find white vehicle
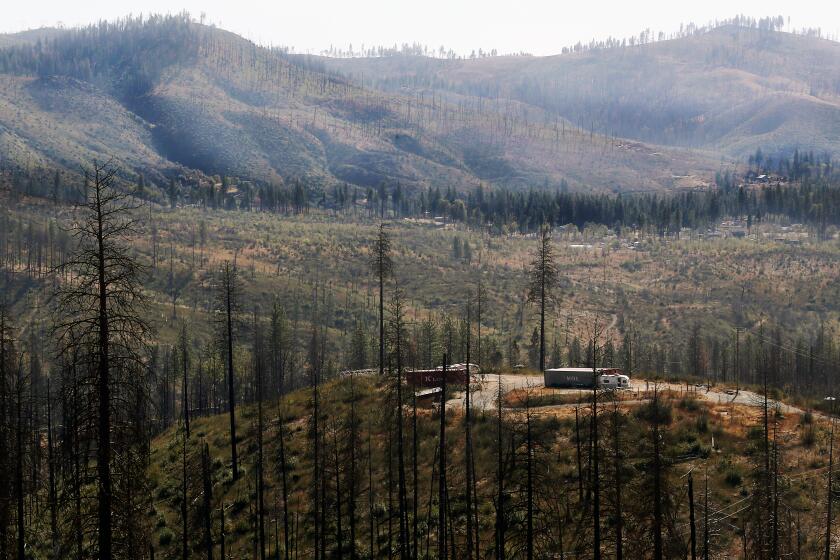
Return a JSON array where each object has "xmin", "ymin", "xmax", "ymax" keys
[
  {"xmin": 544, "ymin": 368, "xmax": 630, "ymax": 389},
  {"xmin": 599, "ymin": 374, "xmax": 630, "ymax": 390}
]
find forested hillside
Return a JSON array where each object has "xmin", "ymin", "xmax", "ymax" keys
[
  {"xmin": 322, "ymin": 19, "xmax": 840, "ymax": 160},
  {"xmin": 0, "ymin": 15, "xmax": 725, "ymax": 196},
  {"xmin": 2, "ymin": 162, "xmax": 840, "ymax": 559},
  {"xmin": 4, "ymin": 16, "xmax": 837, "ymax": 199}
]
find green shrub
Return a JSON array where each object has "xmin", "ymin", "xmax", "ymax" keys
[
  {"xmin": 724, "ymin": 470, "xmax": 743, "ymax": 487},
  {"xmin": 231, "ymin": 495, "xmax": 249, "ymax": 514},
  {"xmin": 679, "ymin": 398, "xmax": 700, "ymax": 412},
  {"xmin": 235, "ymin": 518, "xmax": 251, "ymax": 535},
  {"xmin": 747, "ymin": 426, "xmax": 764, "ymax": 441},
  {"xmin": 620, "ymin": 260, "xmax": 642, "ymax": 273},
  {"xmin": 635, "ymin": 400, "xmax": 673, "ymax": 425},
  {"xmin": 695, "ymin": 414, "xmax": 709, "ymax": 433},
  {"xmin": 801, "ymin": 424, "xmax": 816, "ymax": 447},
  {"xmin": 159, "ymin": 528, "xmax": 174, "ymax": 546}
]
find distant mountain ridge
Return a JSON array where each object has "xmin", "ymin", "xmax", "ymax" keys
[
  {"xmin": 321, "ymin": 25, "xmax": 840, "ymax": 161},
  {"xmin": 6, "ymin": 17, "xmax": 833, "ymax": 195}
]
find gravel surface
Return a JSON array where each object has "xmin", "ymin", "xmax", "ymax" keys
[{"xmin": 445, "ymin": 373, "xmax": 812, "ymax": 417}]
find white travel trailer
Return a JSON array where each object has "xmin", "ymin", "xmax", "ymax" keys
[
  {"xmin": 544, "ymin": 367, "xmax": 630, "ymax": 390},
  {"xmin": 598, "ymin": 373, "xmax": 630, "ymax": 390}
]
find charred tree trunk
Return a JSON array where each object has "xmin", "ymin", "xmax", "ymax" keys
[
  {"xmin": 94, "ymin": 172, "xmax": 114, "ymax": 559},
  {"xmin": 826, "ymin": 405, "xmax": 835, "ymax": 560},
  {"xmin": 348, "ymin": 371, "xmax": 358, "ymax": 560},
  {"xmin": 47, "ymin": 380, "xmax": 58, "ymax": 553},
  {"xmin": 371, "ymin": 224, "xmax": 392, "ymax": 378},
  {"xmin": 704, "ymin": 473, "xmax": 710, "ymax": 560},
  {"xmin": 412, "ymin": 384, "xmax": 418, "ymax": 560},
  {"xmin": 182, "ymin": 431, "xmax": 189, "ymax": 560},
  {"xmin": 575, "ymin": 407, "xmax": 584, "ymax": 504},
  {"xmin": 15, "ymin": 360, "xmax": 24, "ymax": 560},
  {"xmin": 496, "ymin": 368, "xmax": 505, "ymax": 560},
  {"xmin": 652, "ymin": 388, "xmax": 663, "ymax": 560},
  {"xmin": 278, "ymin": 405, "xmax": 291, "ymax": 560},
  {"xmin": 220, "ymin": 502, "xmax": 226, "ymax": 560},
  {"xmin": 223, "ymin": 263, "xmax": 239, "ymax": 480},
  {"xmin": 464, "ymin": 304, "xmax": 478, "ymax": 559},
  {"xmin": 527, "ymin": 225, "xmax": 558, "ymax": 373},
  {"xmin": 592, "ymin": 337, "xmax": 601, "ymax": 560},
  {"xmin": 333, "ymin": 424, "xmax": 343, "ymax": 560},
  {"xmin": 368, "ymin": 420, "xmax": 375, "ymax": 560},
  {"xmin": 390, "ymin": 290, "xmax": 409, "ymax": 560},
  {"xmin": 525, "ymin": 399, "xmax": 534, "ymax": 560},
  {"xmin": 438, "ymin": 354, "xmax": 448, "ymax": 560},
  {"xmin": 181, "ymin": 324, "xmax": 190, "ymax": 439},
  {"xmin": 202, "ymin": 442, "xmax": 214, "ymax": 560},
  {"xmin": 310, "ymin": 331, "xmax": 322, "ymax": 560},
  {"xmin": 257, "ymin": 351, "xmax": 267, "ymax": 560},
  {"xmin": 0, "ymin": 312, "xmax": 8, "ymax": 560},
  {"xmin": 612, "ymin": 402, "xmax": 623, "ymax": 560},
  {"xmin": 688, "ymin": 473, "xmax": 696, "ymax": 560}
]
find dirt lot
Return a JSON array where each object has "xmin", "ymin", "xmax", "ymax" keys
[{"xmin": 446, "ymin": 373, "xmax": 812, "ymax": 417}]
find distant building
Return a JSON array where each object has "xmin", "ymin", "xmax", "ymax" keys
[
  {"xmin": 406, "ymin": 363, "xmax": 480, "ymax": 387},
  {"xmin": 544, "ymin": 367, "xmax": 628, "ymax": 389},
  {"xmin": 414, "ymin": 387, "xmax": 443, "ymax": 406}
]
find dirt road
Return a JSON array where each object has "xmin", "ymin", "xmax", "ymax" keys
[
  {"xmin": 447, "ymin": 373, "xmax": 544, "ymax": 411},
  {"xmin": 447, "ymin": 373, "xmax": 813, "ymax": 418}
]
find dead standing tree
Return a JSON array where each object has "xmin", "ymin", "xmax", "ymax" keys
[
  {"xmin": 52, "ymin": 160, "xmax": 150, "ymax": 559},
  {"xmin": 388, "ymin": 287, "xmax": 409, "ymax": 559},
  {"xmin": 179, "ymin": 322, "xmax": 191, "ymax": 439},
  {"xmin": 463, "ymin": 302, "xmax": 479, "ymax": 560},
  {"xmin": 370, "ymin": 223, "xmax": 393, "ymax": 377},
  {"xmin": 527, "ymin": 225, "xmax": 559, "ymax": 373},
  {"xmin": 438, "ymin": 353, "xmax": 449, "ymax": 560},
  {"xmin": 0, "ymin": 309, "xmax": 24, "ymax": 560},
  {"xmin": 590, "ymin": 319, "xmax": 602, "ymax": 560},
  {"xmin": 216, "ymin": 260, "xmax": 242, "ymax": 480},
  {"xmin": 0, "ymin": 306, "xmax": 14, "ymax": 560}
]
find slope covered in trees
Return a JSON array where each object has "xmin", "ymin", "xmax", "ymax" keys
[
  {"xmin": 3, "ymin": 166, "xmax": 840, "ymax": 558},
  {"xmin": 322, "ymin": 22, "xmax": 840, "ymax": 160},
  {"xmin": 0, "ymin": 15, "xmax": 722, "ymax": 195},
  {"xmin": 2, "ymin": 13, "xmax": 840, "ymax": 559}
]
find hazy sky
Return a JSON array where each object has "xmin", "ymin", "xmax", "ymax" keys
[{"xmin": 2, "ymin": 0, "xmax": 838, "ymax": 56}]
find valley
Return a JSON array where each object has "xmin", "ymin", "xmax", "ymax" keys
[{"xmin": 1, "ymin": 11, "xmax": 840, "ymax": 560}]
